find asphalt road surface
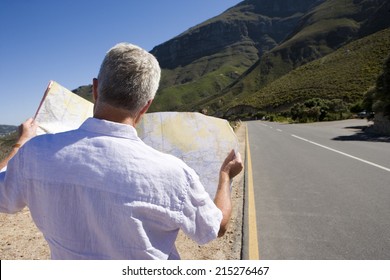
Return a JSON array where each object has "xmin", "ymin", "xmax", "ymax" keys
[{"xmin": 245, "ymin": 119, "xmax": 390, "ymax": 259}]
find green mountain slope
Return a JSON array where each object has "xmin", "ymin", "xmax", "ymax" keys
[
  {"xmin": 242, "ymin": 28, "xmax": 390, "ymax": 112},
  {"xmin": 149, "ymin": 0, "xmax": 320, "ymax": 112},
  {"xmin": 73, "ymin": 0, "xmax": 389, "ymax": 121},
  {"xmin": 198, "ymin": 28, "xmax": 390, "ymax": 119},
  {"xmin": 177, "ymin": 0, "xmax": 390, "ymax": 117}
]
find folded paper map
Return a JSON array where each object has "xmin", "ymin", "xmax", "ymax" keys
[
  {"xmin": 34, "ymin": 81, "xmax": 239, "ymax": 197},
  {"xmin": 34, "ymin": 81, "xmax": 94, "ymax": 135},
  {"xmin": 137, "ymin": 111, "xmax": 239, "ymax": 197}
]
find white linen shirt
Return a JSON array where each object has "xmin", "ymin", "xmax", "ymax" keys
[{"xmin": 0, "ymin": 118, "xmax": 222, "ymax": 259}]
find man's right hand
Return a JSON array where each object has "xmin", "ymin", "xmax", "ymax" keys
[
  {"xmin": 214, "ymin": 149, "xmax": 243, "ymax": 237},
  {"xmin": 220, "ymin": 149, "xmax": 243, "ymax": 180}
]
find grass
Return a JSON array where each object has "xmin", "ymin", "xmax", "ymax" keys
[
  {"xmin": 199, "ymin": 27, "xmax": 390, "ymax": 116},
  {"xmin": 149, "ymin": 42, "xmax": 259, "ymax": 112},
  {"xmin": 0, "ymin": 132, "xmax": 17, "ymax": 161},
  {"xmin": 239, "ymin": 28, "xmax": 390, "ymax": 111}
]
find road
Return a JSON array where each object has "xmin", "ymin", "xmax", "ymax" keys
[{"xmin": 244, "ymin": 119, "xmax": 390, "ymax": 259}]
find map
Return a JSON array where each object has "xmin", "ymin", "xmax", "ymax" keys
[
  {"xmin": 34, "ymin": 81, "xmax": 239, "ymax": 197},
  {"xmin": 137, "ymin": 112, "xmax": 238, "ymax": 197},
  {"xmin": 34, "ymin": 81, "xmax": 94, "ymax": 135}
]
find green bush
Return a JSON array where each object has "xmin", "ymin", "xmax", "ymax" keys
[
  {"xmin": 290, "ymin": 98, "xmax": 348, "ymax": 123},
  {"xmin": 363, "ymin": 53, "xmax": 390, "ymax": 118}
]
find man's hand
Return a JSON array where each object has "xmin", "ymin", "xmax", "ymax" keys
[
  {"xmin": 220, "ymin": 149, "xmax": 243, "ymax": 180},
  {"xmin": 17, "ymin": 118, "xmax": 38, "ymax": 146},
  {"xmin": 214, "ymin": 149, "xmax": 244, "ymax": 237},
  {"xmin": 0, "ymin": 118, "xmax": 38, "ymax": 170}
]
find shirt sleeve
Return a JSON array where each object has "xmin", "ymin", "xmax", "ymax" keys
[
  {"xmin": 0, "ymin": 150, "xmax": 27, "ymax": 214},
  {"xmin": 180, "ymin": 168, "xmax": 223, "ymax": 245}
]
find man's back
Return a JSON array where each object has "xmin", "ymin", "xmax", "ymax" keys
[
  {"xmin": 3, "ymin": 118, "xmax": 221, "ymax": 259},
  {"xmin": 0, "ymin": 43, "xmax": 243, "ymax": 260}
]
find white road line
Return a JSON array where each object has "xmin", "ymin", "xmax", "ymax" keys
[
  {"xmin": 291, "ymin": 134, "xmax": 390, "ymax": 173},
  {"xmin": 276, "ymin": 129, "xmax": 283, "ymax": 132}
]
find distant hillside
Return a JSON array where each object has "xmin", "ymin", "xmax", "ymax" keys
[
  {"xmin": 148, "ymin": 0, "xmax": 321, "ymax": 112},
  {"xmin": 0, "ymin": 130, "xmax": 17, "ymax": 161},
  {"xmin": 198, "ymin": 0, "xmax": 390, "ymax": 117},
  {"xmin": 212, "ymin": 28, "xmax": 390, "ymax": 118},
  {"xmin": 150, "ymin": 0, "xmax": 390, "ymax": 119},
  {"xmin": 72, "ymin": 85, "xmax": 93, "ymax": 103},
  {"xmin": 74, "ymin": 0, "xmax": 390, "ymax": 122},
  {"xmin": 0, "ymin": 125, "xmax": 17, "ymax": 136}
]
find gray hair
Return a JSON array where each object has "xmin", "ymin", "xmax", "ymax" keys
[{"xmin": 97, "ymin": 43, "xmax": 161, "ymax": 115}]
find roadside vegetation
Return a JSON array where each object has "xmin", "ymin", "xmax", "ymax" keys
[
  {"xmin": 363, "ymin": 54, "xmax": 390, "ymax": 119},
  {"xmin": 217, "ymin": 28, "xmax": 390, "ymax": 123}
]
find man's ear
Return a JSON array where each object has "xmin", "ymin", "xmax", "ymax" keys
[
  {"xmin": 140, "ymin": 99, "xmax": 153, "ymax": 115},
  {"xmin": 92, "ymin": 78, "xmax": 98, "ymax": 102},
  {"xmin": 134, "ymin": 99, "xmax": 153, "ymax": 125}
]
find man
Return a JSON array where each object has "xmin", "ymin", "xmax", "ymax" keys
[{"xmin": 0, "ymin": 43, "xmax": 243, "ymax": 259}]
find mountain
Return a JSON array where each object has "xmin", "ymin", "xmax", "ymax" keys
[
  {"xmin": 74, "ymin": 0, "xmax": 390, "ymax": 121},
  {"xmin": 0, "ymin": 125, "xmax": 17, "ymax": 136},
  {"xmin": 72, "ymin": 85, "xmax": 93, "ymax": 103},
  {"xmin": 234, "ymin": 28, "xmax": 390, "ymax": 119},
  {"xmin": 148, "ymin": 0, "xmax": 322, "ymax": 112},
  {"xmin": 152, "ymin": 0, "xmax": 322, "ymax": 70},
  {"xmin": 147, "ymin": 0, "xmax": 390, "ymax": 118},
  {"xmin": 184, "ymin": 0, "xmax": 390, "ymax": 116},
  {"xmin": 0, "ymin": 126, "xmax": 17, "ymax": 161}
]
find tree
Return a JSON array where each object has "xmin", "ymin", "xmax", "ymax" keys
[{"xmin": 363, "ymin": 54, "xmax": 390, "ymax": 118}]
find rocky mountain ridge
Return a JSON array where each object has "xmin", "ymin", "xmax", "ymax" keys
[
  {"xmin": 148, "ymin": 0, "xmax": 390, "ymax": 117},
  {"xmin": 74, "ymin": 0, "xmax": 390, "ymax": 121},
  {"xmin": 151, "ymin": 0, "xmax": 322, "ymax": 70}
]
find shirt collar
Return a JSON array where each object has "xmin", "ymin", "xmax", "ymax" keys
[{"xmin": 79, "ymin": 118, "xmax": 139, "ymax": 140}]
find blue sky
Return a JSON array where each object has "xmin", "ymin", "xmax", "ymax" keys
[{"xmin": 0, "ymin": 0, "xmax": 242, "ymax": 125}]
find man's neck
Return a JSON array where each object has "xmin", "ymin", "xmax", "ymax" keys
[{"xmin": 93, "ymin": 102, "xmax": 136, "ymax": 127}]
